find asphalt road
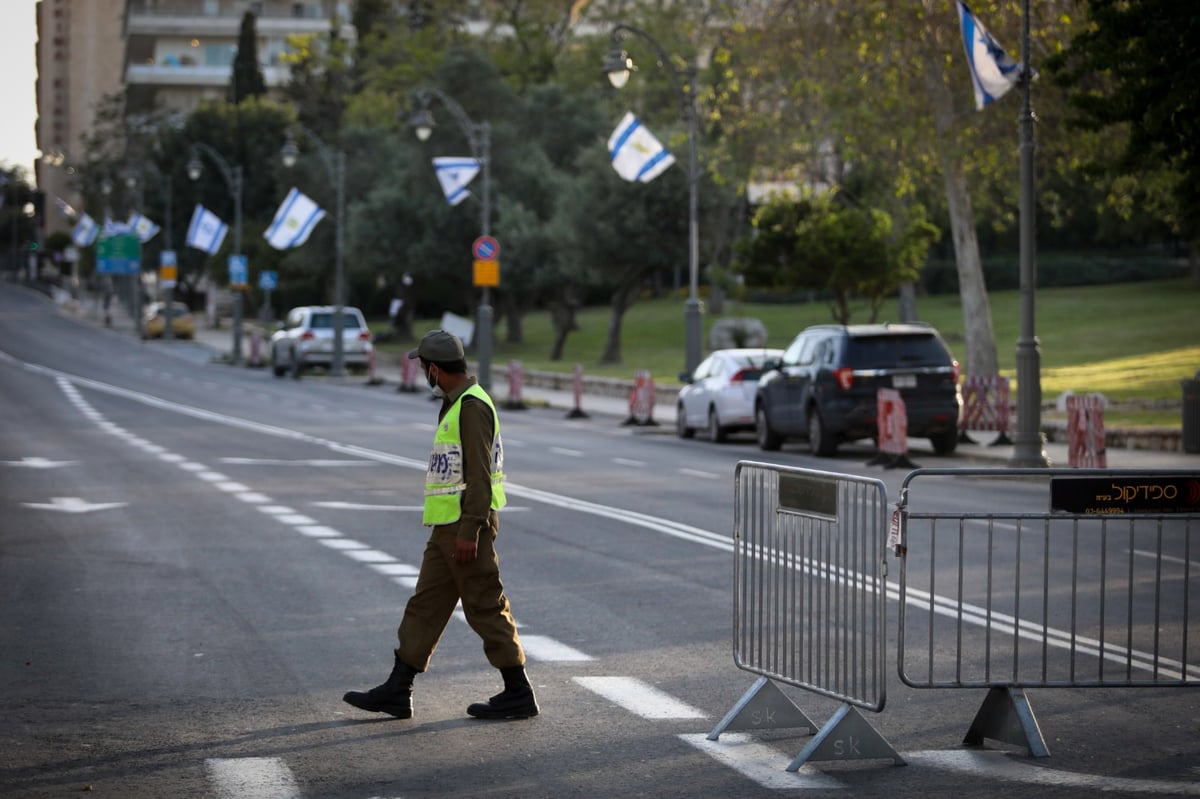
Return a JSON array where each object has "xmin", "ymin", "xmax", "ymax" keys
[{"xmin": 1, "ymin": 282, "xmax": 1198, "ymax": 798}]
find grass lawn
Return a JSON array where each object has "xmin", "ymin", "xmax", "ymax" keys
[{"xmin": 377, "ymin": 278, "xmax": 1200, "ymax": 429}]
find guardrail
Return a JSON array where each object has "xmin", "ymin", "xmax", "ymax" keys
[
  {"xmin": 708, "ymin": 462, "xmax": 901, "ymax": 770},
  {"xmin": 895, "ymin": 468, "xmax": 1200, "ymax": 757}
]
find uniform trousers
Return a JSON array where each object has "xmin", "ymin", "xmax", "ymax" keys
[{"xmin": 396, "ymin": 514, "xmax": 526, "ymax": 672}]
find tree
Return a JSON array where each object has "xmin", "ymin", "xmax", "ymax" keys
[
  {"xmin": 710, "ymin": 1, "xmax": 1081, "ymax": 377},
  {"xmin": 1049, "ymin": 0, "xmax": 1200, "ymax": 284},
  {"xmin": 737, "ymin": 194, "xmax": 938, "ymax": 324},
  {"xmin": 229, "ymin": 11, "xmax": 267, "ymax": 104}
]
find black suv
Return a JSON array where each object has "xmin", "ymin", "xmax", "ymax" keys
[{"xmin": 754, "ymin": 323, "xmax": 962, "ymax": 456}]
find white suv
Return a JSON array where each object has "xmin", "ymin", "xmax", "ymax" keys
[{"xmin": 270, "ymin": 306, "xmax": 374, "ymax": 377}]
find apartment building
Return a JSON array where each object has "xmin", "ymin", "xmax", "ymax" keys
[{"xmin": 35, "ymin": 0, "xmax": 349, "ymax": 233}]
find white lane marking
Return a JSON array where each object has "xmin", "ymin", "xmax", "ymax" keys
[
  {"xmin": 216, "ymin": 481, "xmax": 251, "ymax": 493},
  {"xmin": 573, "ymin": 676, "xmax": 706, "ymax": 719},
  {"xmin": 313, "ymin": 501, "xmax": 424, "ymax": 511},
  {"xmin": 317, "ymin": 538, "xmax": 369, "ymax": 551},
  {"xmin": 258, "ymin": 506, "xmax": 297, "ymax": 515},
  {"xmin": 904, "ymin": 749, "xmax": 1200, "ymax": 794},
  {"xmin": 219, "ymin": 458, "xmax": 376, "ymax": 467},
  {"xmin": 205, "ymin": 757, "xmax": 300, "ymax": 799},
  {"xmin": 235, "ymin": 492, "xmax": 272, "ymax": 504},
  {"xmin": 371, "ymin": 563, "xmax": 419, "ymax": 576},
  {"xmin": 678, "ymin": 733, "xmax": 843, "ymax": 791},
  {"xmin": 550, "ymin": 446, "xmax": 584, "ymax": 457},
  {"xmin": 22, "ymin": 497, "xmax": 128, "ymax": 514},
  {"xmin": 1131, "ymin": 548, "xmax": 1200, "ymax": 571},
  {"xmin": 342, "ymin": 549, "xmax": 397, "ymax": 563},
  {"xmin": 679, "ymin": 468, "xmax": 720, "ymax": 480},
  {"xmin": 295, "ymin": 525, "xmax": 340, "ymax": 538},
  {"xmin": 612, "ymin": 457, "xmax": 645, "ymax": 467},
  {"xmin": 393, "ymin": 576, "xmax": 419, "ymax": 589},
  {"xmin": 197, "ymin": 471, "xmax": 230, "ymax": 482},
  {"xmin": 276, "ymin": 514, "xmax": 318, "ymax": 526},
  {"xmin": 519, "ymin": 635, "xmax": 594, "ymax": 662},
  {"xmin": 2, "ymin": 457, "xmax": 77, "ymax": 469}
]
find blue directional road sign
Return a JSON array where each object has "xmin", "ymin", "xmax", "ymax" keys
[{"xmin": 228, "ymin": 254, "xmax": 248, "ymax": 288}]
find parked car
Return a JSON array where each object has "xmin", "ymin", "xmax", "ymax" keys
[
  {"xmin": 270, "ymin": 305, "xmax": 374, "ymax": 377},
  {"xmin": 142, "ymin": 301, "xmax": 195, "ymax": 340},
  {"xmin": 754, "ymin": 323, "xmax": 961, "ymax": 456},
  {"xmin": 676, "ymin": 348, "xmax": 785, "ymax": 442}
]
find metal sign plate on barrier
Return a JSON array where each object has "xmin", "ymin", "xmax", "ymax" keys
[
  {"xmin": 1050, "ymin": 474, "xmax": 1200, "ymax": 514},
  {"xmin": 777, "ymin": 473, "xmax": 838, "ymax": 519}
]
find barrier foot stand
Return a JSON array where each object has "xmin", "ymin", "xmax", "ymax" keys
[
  {"xmin": 706, "ymin": 677, "xmax": 817, "ymax": 742},
  {"xmin": 990, "ymin": 431, "xmax": 1014, "ymax": 446},
  {"xmin": 787, "ymin": 703, "xmax": 904, "ymax": 771},
  {"xmin": 958, "ymin": 430, "xmax": 976, "ymax": 444},
  {"xmin": 963, "ymin": 686, "xmax": 1050, "ymax": 758},
  {"xmin": 565, "ymin": 408, "xmax": 590, "ymax": 419}
]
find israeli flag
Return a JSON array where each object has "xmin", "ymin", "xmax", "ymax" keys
[
  {"xmin": 608, "ymin": 112, "xmax": 676, "ymax": 183},
  {"xmin": 957, "ymin": 1, "xmax": 1022, "ymax": 110},
  {"xmin": 263, "ymin": 187, "xmax": 326, "ymax": 249},
  {"xmin": 128, "ymin": 212, "xmax": 161, "ymax": 244},
  {"xmin": 432, "ymin": 157, "xmax": 480, "ymax": 207},
  {"xmin": 71, "ymin": 213, "xmax": 99, "ymax": 247},
  {"xmin": 185, "ymin": 204, "xmax": 228, "ymax": 255}
]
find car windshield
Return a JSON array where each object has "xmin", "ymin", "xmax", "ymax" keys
[
  {"xmin": 843, "ymin": 334, "xmax": 950, "ymax": 369},
  {"xmin": 310, "ymin": 312, "xmax": 362, "ymax": 330}
]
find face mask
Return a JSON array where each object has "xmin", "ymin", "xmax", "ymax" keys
[{"xmin": 426, "ymin": 365, "xmax": 444, "ymax": 398}]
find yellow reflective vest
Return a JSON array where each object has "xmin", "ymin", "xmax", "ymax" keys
[{"xmin": 423, "ymin": 384, "xmax": 507, "ymax": 526}]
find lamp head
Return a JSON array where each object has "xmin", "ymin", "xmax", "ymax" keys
[
  {"xmin": 409, "ymin": 108, "xmax": 435, "ymax": 142},
  {"xmin": 186, "ymin": 154, "xmax": 202, "ymax": 182},
  {"xmin": 603, "ymin": 48, "xmax": 635, "ymax": 89},
  {"xmin": 280, "ymin": 133, "xmax": 299, "ymax": 168}
]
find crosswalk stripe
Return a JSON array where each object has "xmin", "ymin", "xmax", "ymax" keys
[
  {"xmin": 206, "ymin": 757, "xmax": 300, "ymax": 798},
  {"xmin": 520, "ymin": 634, "xmax": 594, "ymax": 662},
  {"xmin": 573, "ymin": 676, "xmax": 706, "ymax": 719}
]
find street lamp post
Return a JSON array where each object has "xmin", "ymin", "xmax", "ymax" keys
[
  {"xmin": 281, "ymin": 127, "xmax": 347, "ymax": 376},
  {"xmin": 1008, "ymin": 0, "xmax": 1049, "ymax": 467},
  {"xmin": 409, "ymin": 88, "xmax": 494, "ymax": 390},
  {"xmin": 604, "ymin": 23, "xmax": 703, "ymax": 376},
  {"xmin": 187, "ymin": 143, "xmax": 244, "ymax": 365}
]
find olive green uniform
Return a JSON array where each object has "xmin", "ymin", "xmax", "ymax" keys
[{"xmin": 396, "ymin": 377, "xmax": 526, "ymax": 671}]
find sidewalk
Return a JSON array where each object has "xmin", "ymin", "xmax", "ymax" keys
[{"xmin": 62, "ymin": 293, "xmax": 1196, "ymax": 471}]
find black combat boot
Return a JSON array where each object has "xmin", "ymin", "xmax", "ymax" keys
[
  {"xmin": 467, "ymin": 665, "xmax": 539, "ymax": 720},
  {"xmin": 342, "ymin": 652, "xmax": 418, "ymax": 718}
]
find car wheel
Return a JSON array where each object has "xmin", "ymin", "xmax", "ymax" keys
[
  {"xmin": 270, "ymin": 347, "xmax": 286, "ymax": 378},
  {"xmin": 756, "ymin": 406, "xmax": 782, "ymax": 451},
  {"xmin": 808, "ymin": 408, "xmax": 838, "ymax": 457},
  {"xmin": 930, "ymin": 429, "xmax": 959, "ymax": 456},
  {"xmin": 676, "ymin": 404, "xmax": 694, "ymax": 439},
  {"xmin": 708, "ymin": 407, "xmax": 728, "ymax": 443}
]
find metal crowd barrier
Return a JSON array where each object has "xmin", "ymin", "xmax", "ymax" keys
[
  {"xmin": 709, "ymin": 462, "xmax": 902, "ymax": 770},
  {"xmin": 895, "ymin": 468, "xmax": 1200, "ymax": 757}
]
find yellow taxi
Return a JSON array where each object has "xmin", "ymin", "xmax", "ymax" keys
[{"xmin": 142, "ymin": 301, "xmax": 196, "ymax": 339}]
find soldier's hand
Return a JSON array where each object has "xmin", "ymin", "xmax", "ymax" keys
[{"xmin": 453, "ymin": 539, "xmax": 478, "ymax": 564}]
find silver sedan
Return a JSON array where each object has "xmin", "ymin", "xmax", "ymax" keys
[{"xmin": 676, "ymin": 348, "xmax": 784, "ymax": 442}]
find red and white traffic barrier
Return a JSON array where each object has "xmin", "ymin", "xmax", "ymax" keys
[
  {"xmin": 869, "ymin": 387, "xmax": 917, "ymax": 468},
  {"xmin": 365, "ymin": 347, "xmax": 382, "ymax": 385},
  {"xmin": 624, "ymin": 369, "xmax": 658, "ymax": 426},
  {"xmin": 398, "ymin": 352, "xmax": 421, "ymax": 393},
  {"xmin": 505, "ymin": 360, "xmax": 527, "ymax": 410},
  {"xmin": 959, "ymin": 374, "xmax": 1012, "ymax": 445},
  {"xmin": 1066, "ymin": 392, "xmax": 1107, "ymax": 468},
  {"xmin": 566, "ymin": 364, "xmax": 589, "ymax": 419}
]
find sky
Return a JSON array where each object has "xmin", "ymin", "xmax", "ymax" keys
[{"xmin": 0, "ymin": 2, "xmax": 39, "ymax": 179}]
